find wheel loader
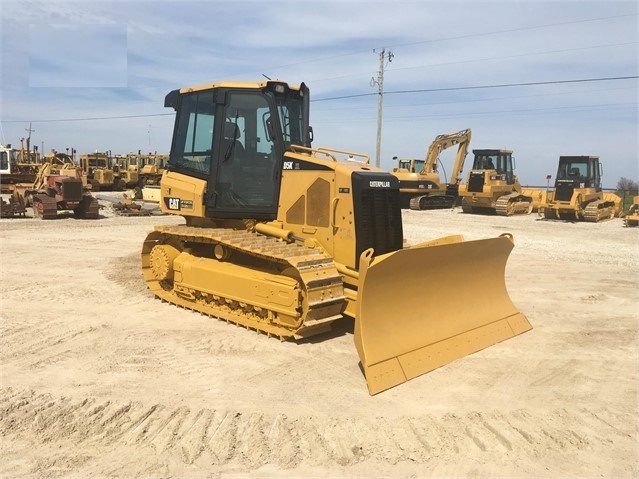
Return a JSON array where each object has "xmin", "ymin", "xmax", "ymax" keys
[
  {"xmin": 539, "ymin": 155, "xmax": 617, "ymax": 222},
  {"xmin": 459, "ymin": 149, "xmax": 533, "ymax": 216},
  {"xmin": 625, "ymin": 196, "xmax": 639, "ymax": 227},
  {"xmin": 141, "ymin": 80, "xmax": 531, "ymax": 395},
  {"xmin": 390, "ymin": 128, "xmax": 471, "ymax": 210}
]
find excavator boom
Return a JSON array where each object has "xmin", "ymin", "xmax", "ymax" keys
[
  {"xmin": 420, "ymin": 128, "xmax": 472, "ymax": 186},
  {"xmin": 392, "ymin": 128, "xmax": 471, "ymax": 210}
]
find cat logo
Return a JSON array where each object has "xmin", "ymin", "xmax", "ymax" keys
[
  {"xmin": 167, "ymin": 197, "xmax": 180, "ymax": 210},
  {"xmin": 369, "ymin": 180, "xmax": 391, "ymax": 188},
  {"xmin": 283, "ymin": 161, "xmax": 294, "ymax": 170}
]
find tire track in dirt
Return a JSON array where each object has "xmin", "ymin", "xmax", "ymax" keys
[
  {"xmin": 0, "ymin": 319, "xmax": 100, "ymax": 368},
  {"xmin": 1, "ymin": 387, "xmax": 634, "ymax": 469}
]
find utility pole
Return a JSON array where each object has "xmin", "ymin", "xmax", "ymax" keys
[
  {"xmin": 25, "ymin": 122, "xmax": 35, "ymax": 153},
  {"xmin": 370, "ymin": 48, "xmax": 393, "ymax": 168}
]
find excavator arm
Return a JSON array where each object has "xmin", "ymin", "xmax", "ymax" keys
[{"xmin": 420, "ymin": 128, "xmax": 472, "ymax": 185}]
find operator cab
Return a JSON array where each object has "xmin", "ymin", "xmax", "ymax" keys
[
  {"xmin": 0, "ymin": 147, "xmax": 11, "ymax": 175},
  {"xmin": 165, "ymin": 81, "xmax": 311, "ymax": 220},
  {"xmin": 396, "ymin": 158, "xmax": 425, "ymax": 173},
  {"xmin": 555, "ymin": 155, "xmax": 601, "ymax": 190},
  {"xmin": 471, "ymin": 149, "xmax": 515, "ymax": 184}
]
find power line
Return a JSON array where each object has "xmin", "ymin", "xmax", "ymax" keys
[
  {"xmin": 309, "ymin": 41, "xmax": 637, "ymax": 84},
  {"xmin": 317, "ymin": 86, "xmax": 638, "ymax": 112},
  {"xmin": 311, "ymin": 75, "xmax": 639, "ymax": 102},
  {"xmin": 2, "ymin": 76, "xmax": 636, "ymax": 124},
  {"xmin": 386, "ymin": 13, "xmax": 637, "ymax": 50},
  {"xmin": 1, "ymin": 113, "xmax": 173, "ymax": 124},
  {"xmin": 388, "ymin": 42, "xmax": 638, "ymax": 74},
  {"xmin": 313, "ymin": 102, "xmax": 637, "ymax": 124},
  {"xmin": 391, "ymin": 76, "xmax": 639, "ymax": 95}
]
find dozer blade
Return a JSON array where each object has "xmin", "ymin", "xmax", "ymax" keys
[{"xmin": 354, "ymin": 234, "xmax": 531, "ymax": 395}]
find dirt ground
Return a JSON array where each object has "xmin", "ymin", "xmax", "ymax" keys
[{"xmin": 0, "ymin": 199, "xmax": 637, "ymax": 479}]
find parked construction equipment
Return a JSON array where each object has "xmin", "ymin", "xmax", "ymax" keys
[
  {"xmin": 390, "ymin": 128, "xmax": 471, "ymax": 210},
  {"xmin": 15, "ymin": 159, "xmax": 99, "ymax": 219},
  {"xmin": 113, "ymin": 154, "xmax": 140, "ymax": 189},
  {"xmin": 539, "ymin": 155, "xmax": 618, "ymax": 222},
  {"xmin": 0, "ymin": 143, "xmax": 41, "ymax": 192},
  {"xmin": 141, "ymin": 80, "xmax": 531, "ymax": 395},
  {"xmin": 79, "ymin": 152, "xmax": 116, "ymax": 191},
  {"xmin": 0, "ymin": 193, "xmax": 27, "ymax": 218},
  {"xmin": 138, "ymin": 153, "xmax": 167, "ymax": 187},
  {"xmin": 96, "ymin": 192, "xmax": 152, "ymax": 216},
  {"xmin": 626, "ymin": 196, "xmax": 639, "ymax": 227},
  {"xmin": 459, "ymin": 149, "xmax": 533, "ymax": 216}
]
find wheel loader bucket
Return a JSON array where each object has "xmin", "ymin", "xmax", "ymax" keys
[{"xmin": 354, "ymin": 234, "xmax": 531, "ymax": 395}]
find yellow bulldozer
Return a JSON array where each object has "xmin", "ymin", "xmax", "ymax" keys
[
  {"xmin": 539, "ymin": 155, "xmax": 618, "ymax": 222},
  {"xmin": 459, "ymin": 149, "xmax": 533, "ymax": 216},
  {"xmin": 79, "ymin": 152, "xmax": 116, "ymax": 191},
  {"xmin": 141, "ymin": 80, "xmax": 531, "ymax": 395},
  {"xmin": 138, "ymin": 153, "xmax": 167, "ymax": 187},
  {"xmin": 0, "ymin": 143, "xmax": 41, "ymax": 192},
  {"xmin": 625, "ymin": 196, "xmax": 639, "ymax": 227},
  {"xmin": 113, "ymin": 154, "xmax": 141, "ymax": 189},
  {"xmin": 390, "ymin": 128, "xmax": 471, "ymax": 209}
]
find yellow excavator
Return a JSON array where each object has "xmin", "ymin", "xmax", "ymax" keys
[
  {"xmin": 459, "ymin": 149, "xmax": 533, "ymax": 216},
  {"xmin": 391, "ymin": 128, "xmax": 471, "ymax": 210},
  {"xmin": 141, "ymin": 81, "xmax": 531, "ymax": 395}
]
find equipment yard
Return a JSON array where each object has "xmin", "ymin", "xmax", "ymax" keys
[{"xmin": 1, "ymin": 206, "xmax": 637, "ymax": 478}]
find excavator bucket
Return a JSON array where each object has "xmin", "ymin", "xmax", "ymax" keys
[{"xmin": 354, "ymin": 234, "xmax": 531, "ymax": 395}]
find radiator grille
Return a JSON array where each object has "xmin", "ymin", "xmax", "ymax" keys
[
  {"xmin": 467, "ymin": 172, "xmax": 485, "ymax": 193},
  {"xmin": 61, "ymin": 180, "xmax": 83, "ymax": 201},
  {"xmin": 352, "ymin": 172, "xmax": 403, "ymax": 268},
  {"xmin": 555, "ymin": 181, "xmax": 574, "ymax": 201}
]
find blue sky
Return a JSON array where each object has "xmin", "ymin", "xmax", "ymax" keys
[{"xmin": 1, "ymin": 0, "xmax": 637, "ymax": 187}]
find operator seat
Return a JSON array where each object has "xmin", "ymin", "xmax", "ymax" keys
[
  {"xmin": 216, "ymin": 122, "xmax": 246, "ymax": 206},
  {"xmin": 222, "ymin": 122, "xmax": 246, "ymax": 163}
]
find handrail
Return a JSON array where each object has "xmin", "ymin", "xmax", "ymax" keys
[{"xmin": 289, "ymin": 144, "xmax": 370, "ymax": 164}]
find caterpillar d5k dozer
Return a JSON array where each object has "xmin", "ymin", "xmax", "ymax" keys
[
  {"xmin": 539, "ymin": 155, "xmax": 617, "ymax": 222},
  {"xmin": 390, "ymin": 128, "xmax": 471, "ymax": 210},
  {"xmin": 459, "ymin": 149, "xmax": 533, "ymax": 216},
  {"xmin": 142, "ymin": 80, "xmax": 531, "ymax": 395}
]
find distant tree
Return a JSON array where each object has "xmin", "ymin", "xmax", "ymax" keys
[{"xmin": 616, "ymin": 177, "xmax": 638, "ymax": 195}]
